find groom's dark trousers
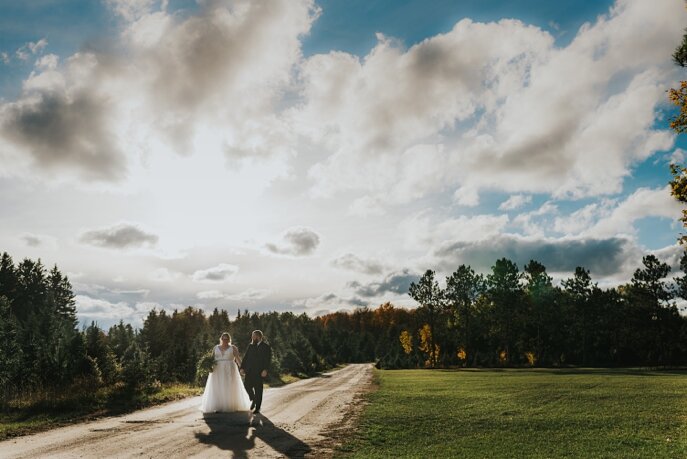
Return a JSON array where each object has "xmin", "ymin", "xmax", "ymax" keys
[
  {"xmin": 244, "ymin": 374, "xmax": 263, "ymax": 411},
  {"xmin": 241, "ymin": 341, "xmax": 271, "ymax": 411}
]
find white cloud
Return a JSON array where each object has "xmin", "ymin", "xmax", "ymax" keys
[
  {"xmin": 554, "ymin": 200, "xmax": 612, "ymax": 235},
  {"xmin": 20, "ymin": 232, "xmax": 58, "ymax": 249},
  {"xmin": 192, "ymin": 263, "xmax": 239, "ymax": 283},
  {"xmin": 35, "ymin": 54, "xmax": 59, "ymax": 70},
  {"xmin": 106, "ymin": 0, "xmax": 159, "ymax": 22},
  {"xmin": 196, "ymin": 290, "xmax": 226, "ymax": 300},
  {"xmin": 1, "ymin": 0, "xmax": 684, "ymax": 325},
  {"xmin": 292, "ymin": 292, "xmax": 368, "ymax": 313},
  {"xmin": 331, "ymin": 253, "xmax": 385, "ymax": 275},
  {"xmin": 196, "ymin": 288, "xmax": 270, "ymax": 301},
  {"xmin": 226, "ymin": 288, "xmax": 272, "ymax": 301},
  {"xmin": 266, "ymin": 227, "xmax": 320, "ymax": 256},
  {"xmin": 15, "ymin": 38, "xmax": 48, "ymax": 61},
  {"xmin": 149, "ymin": 267, "xmax": 181, "ymax": 282},
  {"xmin": 299, "ymin": 20, "xmax": 552, "ymax": 203},
  {"xmin": 347, "ymin": 269, "xmax": 420, "ymax": 298},
  {"xmin": 512, "ymin": 201, "xmax": 558, "ymax": 236},
  {"xmin": 433, "ymin": 234, "xmax": 643, "ymax": 278},
  {"xmin": 651, "ymin": 244, "xmax": 684, "ymax": 272},
  {"xmin": 499, "ymin": 194, "xmax": 532, "ymax": 211},
  {"xmin": 0, "ymin": 0, "xmax": 318, "ymax": 183},
  {"xmin": 577, "ymin": 187, "xmax": 680, "ymax": 238},
  {"xmin": 76, "ymin": 294, "xmax": 132, "ymax": 321},
  {"xmin": 1, "ymin": 0, "xmax": 681, "ymax": 197},
  {"xmin": 453, "ymin": 186, "xmax": 480, "ymax": 207},
  {"xmin": 400, "ymin": 211, "xmax": 510, "ymax": 250},
  {"xmin": 79, "ymin": 223, "xmax": 158, "ymax": 249},
  {"xmin": 348, "ymin": 196, "xmax": 386, "ymax": 216},
  {"xmin": 0, "ymin": 51, "xmax": 127, "ymax": 182},
  {"xmin": 294, "ymin": 0, "xmax": 683, "ymax": 206},
  {"xmin": 669, "ymin": 148, "xmax": 687, "ymax": 164}
]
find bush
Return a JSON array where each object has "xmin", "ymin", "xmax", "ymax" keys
[
  {"xmin": 280, "ymin": 349, "xmax": 304, "ymax": 376},
  {"xmin": 121, "ymin": 342, "xmax": 152, "ymax": 390},
  {"xmin": 195, "ymin": 351, "xmax": 215, "ymax": 386}
]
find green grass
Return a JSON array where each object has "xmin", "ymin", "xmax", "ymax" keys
[
  {"xmin": 339, "ymin": 368, "xmax": 687, "ymax": 458},
  {"xmin": 0, "ymin": 383, "xmax": 203, "ymax": 441}
]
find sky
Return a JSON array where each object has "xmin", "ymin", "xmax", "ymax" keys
[{"xmin": 1, "ymin": 0, "xmax": 687, "ymax": 328}]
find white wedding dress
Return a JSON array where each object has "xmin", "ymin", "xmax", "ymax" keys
[{"xmin": 200, "ymin": 345, "xmax": 252, "ymax": 413}]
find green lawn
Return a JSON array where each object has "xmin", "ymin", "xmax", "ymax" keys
[{"xmin": 339, "ymin": 368, "xmax": 687, "ymax": 458}]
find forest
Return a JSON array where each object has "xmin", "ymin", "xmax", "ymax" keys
[{"xmin": 1, "ymin": 250, "xmax": 687, "ymax": 407}]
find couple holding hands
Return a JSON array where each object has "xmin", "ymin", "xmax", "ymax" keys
[{"xmin": 200, "ymin": 330, "xmax": 272, "ymax": 414}]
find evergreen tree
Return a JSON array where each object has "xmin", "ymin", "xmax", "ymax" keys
[
  {"xmin": 0, "ymin": 253, "xmax": 18, "ymax": 303},
  {"xmin": 121, "ymin": 341, "xmax": 152, "ymax": 389},
  {"xmin": 487, "ymin": 258, "xmax": 523, "ymax": 365},
  {"xmin": 562, "ymin": 267, "xmax": 594, "ymax": 365},
  {"xmin": 84, "ymin": 322, "xmax": 119, "ymax": 384},
  {"xmin": 47, "ymin": 265, "xmax": 77, "ymax": 327},
  {"xmin": 445, "ymin": 265, "xmax": 485, "ymax": 366},
  {"xmin": 628, "ymin": 255, "xmax": 678, "ymax": 364},
  {"xmin": 0, "ymin": 296, "xmax": 22, "ymax": 401},
  {"xmin": 108, "ymin": 320, "xmax": 136, "ymax": 361},
  {"xmin": 523, "ymin": 260, "xmax": 555, "ymax": 366},
  {"xmin": 409, "ymin": 270, "xmax": 444, "ymax": 368}
]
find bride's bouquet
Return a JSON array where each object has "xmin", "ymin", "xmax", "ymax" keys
[{"xmin": 195, "ymin": 350, "xmax": 215, "ymax": 385}]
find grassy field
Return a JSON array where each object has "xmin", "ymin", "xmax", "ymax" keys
[{"xmin": 339, "ymin": 368, "xmax": 687, "ymax": 458}]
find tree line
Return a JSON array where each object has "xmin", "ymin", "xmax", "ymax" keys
[
  {"xmin": 0, "ymin": 251, "xmax": 336, "ymax": 404},
  {"xmin": 2, "ymin": 250, "xmax": 687, "ymax": 406},
  {"xmin": 401, "ymin": 255, "xmax": 687, "ymax": 368}
]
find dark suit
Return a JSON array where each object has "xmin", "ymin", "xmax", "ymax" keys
[{"xmin": 240, "ymin": 341, "xmax": 271, "ymax": 411}]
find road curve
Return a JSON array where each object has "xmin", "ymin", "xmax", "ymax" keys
[{"xmin": 0, "ymin": 363, "xmax": 374, "ymax": 458}]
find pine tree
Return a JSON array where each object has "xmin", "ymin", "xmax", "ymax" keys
[
  {"xmin": 84, "ymin": 322, "xmax": 119, "ymax": 384},
  {"xmin": 0, "ymin": 253, "xmax": 18, "ymax": 303},
  {"xmin": 445, "ymin": 265, "xmax": 485, "ymax": 367},
  {"xmin": 0, "ymin": 296, "xmax": 22, "ymax": 402},
  {"xmin": 47, "ymin": 265, "xmax": 77, "ymax": 327},
  {"xmin": 409, "ymin": 270, "xmax": 444, "ymax": 368},
  {"xmin": 487, "ymin": 259, "xmax": 523, "ymax": 365}
]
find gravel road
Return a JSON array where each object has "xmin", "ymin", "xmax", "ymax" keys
[{"xmin": 0, "ymin": 363, "xmax": 374, "ymax": 458}]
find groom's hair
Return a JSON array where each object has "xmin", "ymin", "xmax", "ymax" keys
[{"xmin": 252, "ymin": 330, "xmax": 263, "ymax": 339}]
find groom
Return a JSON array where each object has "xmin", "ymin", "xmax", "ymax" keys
[{"xmin": 240, "ymin": 330, "xmax": 271, "ymax": 414}]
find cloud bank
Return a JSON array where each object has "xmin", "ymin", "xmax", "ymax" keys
[
  {"xmin": 79, "ymin": 223, "xmax": 158, "ymax": 249},
  {"xmin": 266, "ymin": 227, "xmax": 320, "ymax": 256}
]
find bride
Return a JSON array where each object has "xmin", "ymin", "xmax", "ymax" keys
[{"xmin": 200, "ymin": 332, "xmax": 252, "ymax": 413}]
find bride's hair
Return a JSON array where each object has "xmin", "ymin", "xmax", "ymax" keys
[{"xmin": 219, "ymin": 332, "xmax": 231, "ymax": 344}]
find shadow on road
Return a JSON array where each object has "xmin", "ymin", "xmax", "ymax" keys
[
  {"xmin": 196, "ymin": 412, "xmax": 254, "ymax": 458},
  {"xmin": 196, "ymin": 412, "xmax": 312, "ymax": 458}
]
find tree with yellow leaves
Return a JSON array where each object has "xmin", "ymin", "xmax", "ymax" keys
[
  {"xmin": 399, "ymin": 330, "xmax": 413, "ymax": 355},
  {"xmin": 445, "ymin": 265, "xmax": 485, "ymax": 367},
  {"xmin": 669, "ymin": 10, "xmax": 687, "ymax": 243},
  {"xmin": 409, "ymin": 270, "xmax": 445, "ymax": 368},
  {"xmin": 419, "ymin": 324, "xmax": 440, "ymax": 368}
]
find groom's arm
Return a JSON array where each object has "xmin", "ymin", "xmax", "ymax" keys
[
  {"xmin": 240, "ymin": 345, "xmax": 251, "ymax": 370},
  {"xmin": 261, "ymin": 343, "xmax": 272, "ymax": 376}
]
